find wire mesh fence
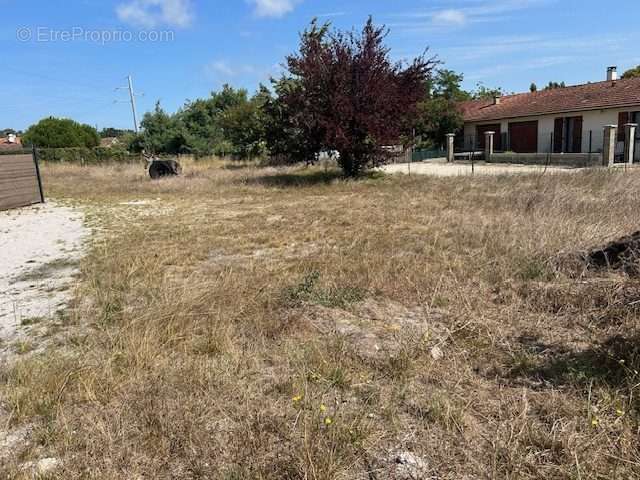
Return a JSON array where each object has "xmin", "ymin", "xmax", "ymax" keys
[
  {"xmin": 457, "ymin": 130, "xmax": 602, "ymax": 155},
  {"xmin": 411, "ymin": 148, "xmax": 445, "ymax": 162}
]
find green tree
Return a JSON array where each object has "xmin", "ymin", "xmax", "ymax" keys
[
  {"xmin": 263, "ymin": 77, "xmax": 323, "ymax": 164},
  {"xmin": 415, "ymin": 69, "xmax": 470, "ymax": 147},
  {"xmin": 220, "ymin": 87, "xmax": 268, "ymax": 159},
  {"xmin": 530, "ymin": 82, "xmax": 538, "ymax": 92},
  {"xmin": 544, "ymin": 81, "xmax": 566, "ymax": 90},
  {"xmin": 428, "ymin": 70, "xmax": 471, "ymax": 102},
  {"xmin": 177, "ymin": 84, "xmax": 249, "ymax": 155},
  {"xmin": 138, "ymin": 102, "xmax": 188, "ymax": 154},
  {"xmin": 100, "ymin": 127, "xmax": 133, "ymax": 138},
  {"xmin": 136, "ymin": 85, "xmax": 267, "ymax": 157},
  {"xmin": 473, "ymin": 82, "xmax": 504, "ymax": 100},
  {"xmin": 22, "ymin": 117, "xmax": 100, "ymax": 148},
  {"xmin": 622, "ymin": 66, "xmax": 640, "ymax": 79}
]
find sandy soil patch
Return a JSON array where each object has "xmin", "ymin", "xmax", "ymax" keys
[{"xmin": 0, "ymin": 202, "xmax": 86, "ymax": 355}]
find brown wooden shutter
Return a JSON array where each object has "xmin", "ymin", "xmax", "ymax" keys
[
  {"xmin": 553, "ymin": 118, "xmax": 564, "ymax": 153},
  {"xmin": 572, "ymin": 116, "xmax": 583, "ymax": 153},
  {"xmin": 618, "ymin": 112, "xmax": 629, "ymax": 141}
]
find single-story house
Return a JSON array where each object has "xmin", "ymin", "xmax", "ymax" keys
[
  {"xmin": 460, "ymin": 67, "xmax": 640, "ymax": 156},
  {"xmin": 0, "ymin": 134, "xmax": 22, "ymax": 151},
  {"xmin": 100, "ymin": 137, "xmax": 121, "ymax": 148}
]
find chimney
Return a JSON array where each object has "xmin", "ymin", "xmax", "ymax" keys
[
  {"xmin": 607, "ymin": 66, "xmax": 618, "ymax": 82},
  {"xmin": 493, "ymin": 95, "xmax": 501, "ymax": 105}
]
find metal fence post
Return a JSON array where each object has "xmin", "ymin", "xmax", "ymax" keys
[{"xmin": 32, "ymin": 145, "xmax": 45, "ymax": 204}]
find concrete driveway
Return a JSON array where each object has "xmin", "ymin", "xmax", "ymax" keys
[{"xmin": 381, "ymin": 158, "xmax": 587, "ymax": 177}]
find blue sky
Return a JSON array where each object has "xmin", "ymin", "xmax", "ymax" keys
[{"xmin": 2, "ymin": 0, "xmax": 640, "ymax": 131}]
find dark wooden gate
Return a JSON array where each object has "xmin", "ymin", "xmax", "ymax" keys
[
  {"xmin": 508, "ymin": 121, "xmax": 539, "ymax": 153},
  {"xmin": 0, "ymin": 152, "xmax": 45, "ymax": 211}
]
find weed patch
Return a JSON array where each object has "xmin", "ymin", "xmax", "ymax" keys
[{"xmin": 281, "ymin": 271, "xmax": 366, "ymax": 309}]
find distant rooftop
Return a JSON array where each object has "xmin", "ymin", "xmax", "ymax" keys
[
  {"xmin": 0, "ymin": 135, "xmax": 22, "ymax": 149},
  {"xmin": 460, "ymin": 76, "xmax": 640, "ymax": 123}
]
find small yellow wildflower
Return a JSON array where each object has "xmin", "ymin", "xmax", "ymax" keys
[
  {"xmin": 320, "ymin": 404, "xmax": 327, "ymax": 413},
  {"xmin": 292, "ymin": 395, "xmax": 303, "ymax": 403},
  {"xmin": 324, "ymin": 417, "xmax": 333, "ymax": 426},
  {"xmin": 616, "ymin": 409, "xmax": 625, "ymax": 417},
  {"xmin": 591, "ymin": 418, "xmax": 599, "ymax": 427}
]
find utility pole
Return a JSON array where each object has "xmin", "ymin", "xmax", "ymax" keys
[{"xmin": 115, "ymin": 75, "xmax": 142, "ymax": 133}]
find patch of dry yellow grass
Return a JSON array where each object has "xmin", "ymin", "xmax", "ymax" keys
[{"xmin": 2, "ymin": 160, "xmax": 640, "ymax": 479}]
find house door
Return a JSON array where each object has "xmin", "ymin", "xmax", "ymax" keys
[
  {"xmin": 477, "ymin": 124, "xmax": 502, "ymax": 151},
  {"xmin": 508, "ymin": 121, "xmax": 538, "ymax": 153}
]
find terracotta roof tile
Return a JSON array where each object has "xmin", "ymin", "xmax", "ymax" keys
[{"xmin": 461, "ymin": 77, "xmax": 640, "ymax": 123}]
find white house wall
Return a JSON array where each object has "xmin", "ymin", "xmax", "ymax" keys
[{"xmin": 464, "ymin": 107, "xmax": 632, "ymax": 153}]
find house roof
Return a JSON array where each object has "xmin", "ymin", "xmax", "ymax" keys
[
  {"xmin": 0, "ymin": 136, "xmax": 22, "ymax": 149},
  {"xmin": 460, "ymin": 77, "xmax": 640, "ymax": 123},
  {"xmin": 100, "ymin": 137, "xmax": 121, "ymax": 148}
]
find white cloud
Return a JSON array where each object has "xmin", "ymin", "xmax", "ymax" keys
[
  {"xmin": 432, "ymin": 9, "xmax": 466, "ymax": 26},
  {"xmin": 116, "ymin": 0, "xmax": 193, "ymax": 28},
  {"xmin": 440, "ymin": 33, "xmax": 631, "ymax": 62},
  {"xmin": 315, "ymin": 11, "xmax": 347, "ymax": 18},
  {"xmin": 465, "ymin": 55, "xmax": 576, "ymax": 81},
  {"xmin": 207, "ymin": 61, "xmax": 238, "ymax": 77},
  {"xmin": 249, "ymin": 0, "xmax": 300, "ymax": 18},
  {"xmin": 392, "ymin": 0, "xmax": 554, "ymax": 32}
]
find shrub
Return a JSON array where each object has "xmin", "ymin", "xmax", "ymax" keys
[
  {"xmin": 22, "ymin": 117, "xmax": 100, "ymax": 148},
  {"xmin": 36, "ymin": 147, "xmax": 140, "ymax": 165}
]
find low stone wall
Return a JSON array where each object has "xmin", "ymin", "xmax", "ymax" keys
[{"xmin": 488, "ymin": 152, "xmax": 603, "ymax": 168}]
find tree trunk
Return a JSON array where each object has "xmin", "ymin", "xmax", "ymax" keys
[{"xmin": 338, "ymin": 152, "xmax": 363, "ymax": 177}]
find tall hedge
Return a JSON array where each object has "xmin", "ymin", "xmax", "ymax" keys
[
  {"xmin": 36, "ymin": 147, "xmax": 140, "ymax": 165},
  {"xmin": 22, "ymin": 117, "xmax": 100, "ymax": 149}
]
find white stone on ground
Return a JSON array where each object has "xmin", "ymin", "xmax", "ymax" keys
[
  {"xmin": 20, "ymin": 457, "xmax": 62, "ymax": 475},
  {"xmin": 391, "ymin": 451, "xmax": 430, "ymax": 480}
]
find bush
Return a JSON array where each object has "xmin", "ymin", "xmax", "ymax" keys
[
  {"xmin": 36, "ymin": 147, "xmax": 141, "ymax": 165},
  {"xmin": 22, "ymin": 117, "xmax": 100, "ymax": 149}
]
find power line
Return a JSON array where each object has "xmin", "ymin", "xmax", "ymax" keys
[
  {"xmin": 3, "ymin": 64, "xmax": 115, "ymax": 92},
  {"xmin": 115, "ymin": 75, "xmax": 144, "ymax": 134}
]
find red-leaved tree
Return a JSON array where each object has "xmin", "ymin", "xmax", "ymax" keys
[{"xmin": 282, "ymin": 18, "xmax": 437, "ymax": 176}]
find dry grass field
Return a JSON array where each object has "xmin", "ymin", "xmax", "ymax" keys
[{"xmin": 2, "ymin": 160, "xmax": 640, "ymax": 479}]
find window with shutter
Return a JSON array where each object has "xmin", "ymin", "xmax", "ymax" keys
[
  {"xmin": 571, "ymin": 116, "xmax": 583, "ymax": 153},
  {"xmin": 553, "ymin": 118, "xmax": 563, "ymax": 153}
]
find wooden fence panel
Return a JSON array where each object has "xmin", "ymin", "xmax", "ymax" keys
[{"xmin": 0, "ymin": 153, "xmax": 44, "ymax": 211}]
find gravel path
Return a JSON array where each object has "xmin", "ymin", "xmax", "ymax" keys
[{"xmin": 0, "ymin": 202, "xmax": 86, "ymax": 348}]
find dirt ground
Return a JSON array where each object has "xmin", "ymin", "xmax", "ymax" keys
[
  {"xmin": 0, "ymin": 202, "xmax": 86, "ymax": 358},
  {"xmin": 381, "ymin": 159, "xmax": 586, "ymax": 176},
  {"xmin": 0, "ymin": 201, "xmax": 86, "ymax": 476},
  {"xmin": 1, "ymin": 161, "xmax": 639, "ymax": 479}
]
